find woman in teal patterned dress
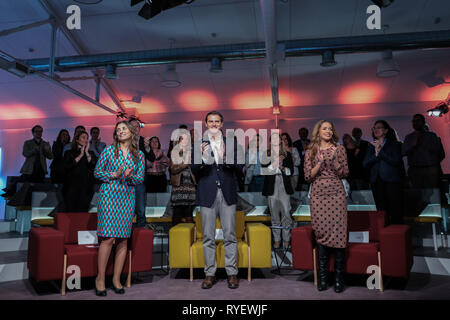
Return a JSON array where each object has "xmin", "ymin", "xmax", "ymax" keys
[{"xmin": 93, "ymin": 121, "xmax": 145, "ymax": 296}]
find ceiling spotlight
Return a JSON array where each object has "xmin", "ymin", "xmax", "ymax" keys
[
  {"xmin": 161, "ymin": 64, "xmax": 181, "ymax": 88},
  {"xmin": 371, "ymin": 0, "xmax": 394, "ymax": 8},
  {"xmin": 104, "ymin": 64, "xmax": 118, "ymax": 79},
  {"xmin": 427, "ymin": 101, "xmax": 449, "ymax": 117},
  {"xmin": 320, "ymin": 50, "xmax": 336, "ymax": 67},
  {"xmin": 131, "ymin": 0, "xmax": 193, "ymax": 20},
  {"xmin": 377, "ymin": 50, "xmax": 399, "ymax": 78},
  {"xmin": 209, "ymin": 57, "xmax": 223, "ymax": 73}
]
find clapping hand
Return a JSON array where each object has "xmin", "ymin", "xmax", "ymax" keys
[
  {"xmin": 43, "ymin": 142, "xmax": 51, "ymax": 153},
  {"xmin": 316, "ymin": 150, "xmax": 324, "ymax": 167},
  {"xmin": 124, "ymin": 167, "xmax": 133, "ymax": 179},
  {"xmin": 85, "ymin": 141, "xmax": 90, "ymax": 155},
  {"xmin": 111, "ymin": 164, "xmax": 125, "ymax": 179},
  {"xmin": 372, "ymin": 140, "xmax": 382, "ymax": 156}
]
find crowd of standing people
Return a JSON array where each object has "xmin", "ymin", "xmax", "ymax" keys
[{"xmin": 8, "ymin": 112, "xmax": 446, "ymax": 294}]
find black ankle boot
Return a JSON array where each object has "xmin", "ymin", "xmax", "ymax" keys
[
  {"xmin": 334, "ymin": 248, "xmax": 346, "ymax": 293},
  {"xmin": 317, "ymin": 244, "xmax": 329, "ymax": 291}
]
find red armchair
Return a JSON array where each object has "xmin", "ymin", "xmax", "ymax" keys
[
  {"xmin": 27, "ymin": 212, "xmax": 154, "ymax": 295},
  {"xmin": 291, "ymin": 211, "xmax": 413, "ymax": 291}
]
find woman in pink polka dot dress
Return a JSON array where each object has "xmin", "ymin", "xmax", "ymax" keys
[{"xmin": 304, "ymin": 120, "xmax": 349, "ymax": 293}]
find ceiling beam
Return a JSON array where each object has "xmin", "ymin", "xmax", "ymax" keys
[
  {"xmin": 23, "ymin": 30, "xmax": 450, "ymax": 72},
  {"xmin": 38, "ymin": 0, "xmax": 126, "ymax": 113}
]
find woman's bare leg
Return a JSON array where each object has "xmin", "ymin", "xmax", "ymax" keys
[
  {"xmin": 112, "ymin": 239, "xmax": 128, "ymax": 288},
  {"xmin": 96, "ymin": 238, "xmax": 114, "ymax": 290}
]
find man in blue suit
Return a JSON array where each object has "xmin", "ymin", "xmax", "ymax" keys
[{"xmin": 191, "ymin": 111, "xmax": 244, "ymax": 289}]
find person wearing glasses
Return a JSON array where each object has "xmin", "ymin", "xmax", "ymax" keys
[{"xmin": 363, "ymin": 120, "xmax": 405, "ymax": 225}]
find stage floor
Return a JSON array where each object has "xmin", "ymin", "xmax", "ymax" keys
[{"xmin": 1, "ymin": 269, "xmax": 449, "ymax": 300}]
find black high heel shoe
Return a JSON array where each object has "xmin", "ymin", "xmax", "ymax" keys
[
  {"xmin": 112, "ymin": 283, "xmax": 125, "ymax": 294},
  {"xmin": 95, "ymin": 278, "xmax": 107, "ymax": 296}
]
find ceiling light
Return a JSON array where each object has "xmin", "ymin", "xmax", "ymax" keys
[
  {"xmin": 371, "ymin": 0, "xmax": 395, "ymax": 8},
  {"xmin": 427, "ymin": 101, "xmax": 449, "ymax": 117},
  {"xmin": 209, "ymin": 58, "xmax": 223, "ymax": 73},
  {"xmin": 104, "ymin": 64, "xmax": 118, "ymax": 79},
  {"xmin": 320, "ymin": 50, "xmax": 336, "ymax": 67},
  {"xmin": 161, "ymin": 64, "xmax": 181, "ymax": 88},
  {"xmin": 376, "ymin": 50, "xmax": 399, "ymax": 78}
]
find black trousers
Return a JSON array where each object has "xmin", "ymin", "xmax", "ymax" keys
[
  {"xmin": 172, "ymin": 205, "xmax": 195, "ymax": 219},
  {"xmin": 371, "ymin": 176, "xmax": 404, "ymax": 224},
  {"xmin": 146, "ymin": 174, "xmax": 167, "ymax": 193}
]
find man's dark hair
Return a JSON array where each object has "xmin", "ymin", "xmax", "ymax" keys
[
  {"xmin": 90, "ymin": 126, "xmax": 100, "ymax": 134},
  {"xmin": 179, "ymin": 124, "xmax": 188, "ymax": 129},
  {"xmin": 31, "ymin": 125, "xmax": 43, "ymax": 133},
  {"xmin": 75, "ymin": 125, "xmax": 86, "ymax": 132},
  {"xmin": 205, "ymin": 111, "xmax": 223, "ymax": 123},
  {"xmin": 413, "ymin": 113, "xmax": 425, "ymax": 122},
  {"xmin": 352, "ymin": 127, "xmax": 362, "ymax": 135},
  {"xmin": 299, "ymin": 127, "xmax": 308, "ymax": 136}
]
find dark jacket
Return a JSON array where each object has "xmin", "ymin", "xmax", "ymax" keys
[
  {"xmin": 138, "ymin": 136, "xmax": 156, "ymax": 163},
  {"xmin": 363, "ymin": 139, "xmax": 404, "ymax": 184},
  {"xmin": 191, "ymin": 137, "xmax": 244, "ymax": 208},
  {"xmin": 262, "ymin": 151, "xmax": 295, "ymax": 196}
]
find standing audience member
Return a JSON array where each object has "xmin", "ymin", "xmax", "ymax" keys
[
  {"xmin": 146, "ymin": 136, "xmax": 169, "ymax": 193},
  {"xmin": 93, "ymin": 121, "xmax": 145, "ymax": 296},
  {"xmin": 89, "ymin": 127, "xmax": 107, "ymax": 158},
  {"xmin": 342, "ymin": 133, "xmax": 368, "ymax": 190},
  {"xmin": 262, "ymin": 132, "xmax": 294, "ymax": 249},
  {"xmin": 191, "ymin": 111, "xmax": 243, "ymax": 290},
  {"xmin": 63, "ymin": 125, "xmax": 86, "ymax": 155},
  {"xmin": 304, "ymin": 120, "xmax": 349, "ymax": 293},
  {"xmin": 130, "ymin": 119, "xmax": 155, "ymax": 228},
  {"xmin": 20, "ymin": 125, "xmax": 53, "ymax": 183},
  {"xmin": 363, "ymin": 120, "xmax": 405, "ymax": 225},
  {"xmin": 170, "ymin": 132, "xmax": 196, "ymax": 226},
  {"xmin": 50, "ymin": 129, "xmax": 71, "ymax": 184},
  {"xmin": 281, "ymin": 132, "xmax": 301, "ymax": 191},
  {"xmin": 63, "ymin": 130, "xmax": 97, "ymax": 212},
  {"xmin": 402, "ymin": 114, "xmax": 445, "ymax": 189},
  {"xmin": 293, "ymin": 127, "xmax": 310, "ymax": 191},
  {"xmin": 244, "ymin": 134, "xmax": 264, "ymax": 192},
  {"xmin": 352, "ymin": 127, "xmax": 370, "ymax": 184}
]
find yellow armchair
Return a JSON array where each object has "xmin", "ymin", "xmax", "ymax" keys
[{"xmin": 169, "ymin": 210, "xmax": 271, "ymax": 281}]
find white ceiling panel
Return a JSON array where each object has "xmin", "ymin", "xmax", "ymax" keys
[
  {"xmin": 131, "ymin": 6, "xmax": 201, "ymax": 50},
  {"xmin": 0, "ymin": 0, "xmax": 47, "ymax": 23},
  {"xmin": 191, "ymin": 1, "xmax": 260, "ymax": 45},
  {"xmin": 290, "ymin": 0, "xmax": 358, "ymax": 39}
]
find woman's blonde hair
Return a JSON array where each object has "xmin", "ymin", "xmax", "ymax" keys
[
  {"xmin": 113, "ymin": 120, "xmax": 139, "ymax": 163},
  {"xmin": 307, "ymin": 120, "xmax": 339, "ymax": 159}
]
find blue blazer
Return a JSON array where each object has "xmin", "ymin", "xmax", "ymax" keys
[
  {"xmin": 363, "ymin": 139, "xmax": 404, "ymax": 184},
  {"xmin": 191, "ymin": 137, "xmax": 244, "ymax": 208}
]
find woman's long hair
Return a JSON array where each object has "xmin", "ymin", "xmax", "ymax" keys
[
  {"xmin": 371, "ymin": 120, "xmax": 398, "ymax": 142},
  {"xmin": 281, "ymin": 132, "xmax": 293, "ymax": 148},
  {"xmin": 113, "ymin": 121, "xmax": 139, "ymax": 163},
  {"xmin": 307, "ymin": 120, "xmax": 339, "ymax": 159},
  {"xmin": 267, "ymin": 132, "xmax": 287, "ymax": 157},
  {"xmin": 56, "ymin": 129, "xmax": 70, "ymax": 145},
  {"xmin": 71, "ymin": 130, "xmax": 88, "ymax": 153}
]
